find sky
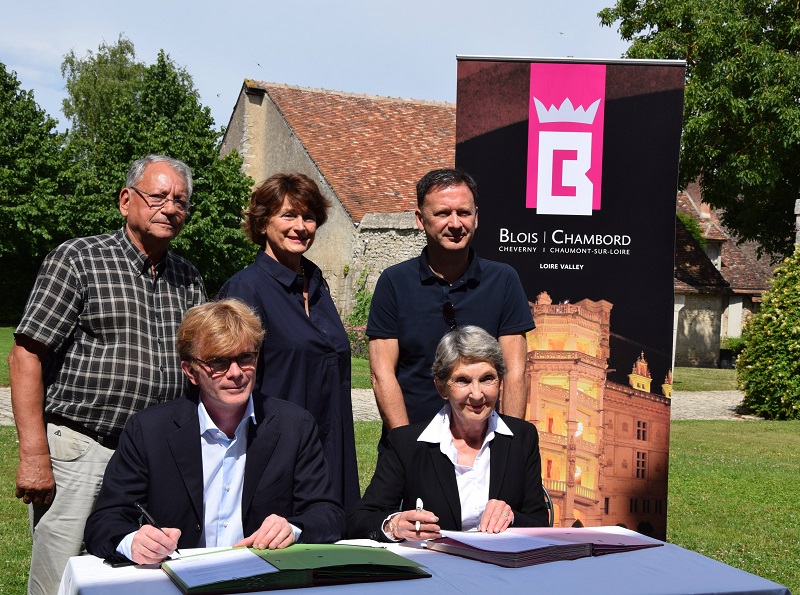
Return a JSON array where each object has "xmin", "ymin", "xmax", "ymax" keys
[{"xmin": 3, "ymin": 0, "xmax": 629, "ymax": 132}]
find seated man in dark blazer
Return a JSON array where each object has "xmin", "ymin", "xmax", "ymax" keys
[{"xmin": 85, "ymin": 299, "xmax": 345, "ymax": 564}]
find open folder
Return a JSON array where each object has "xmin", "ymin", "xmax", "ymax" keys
[
  {"xmin": 425, "ymin": 527, "xmax": 662, "ymax": 568},
  {"xmin": 161, "ymin": 544, "xmax": 430, "ymax": 594}
]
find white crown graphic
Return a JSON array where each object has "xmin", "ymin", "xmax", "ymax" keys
[{"xmin": 533, "ymin": 97, "xmax": 601, "ymax": 125}]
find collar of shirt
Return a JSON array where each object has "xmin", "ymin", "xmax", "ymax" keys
[
  {"xmin": 254, "ymin": 249, "xmax": 322, "ymax": 295},
  {"xmin": 418, "ymin": 247, "xmax": 481, "ymax": 287},
  {"xmin": 198, "ymin": 395, "xmax": 256, "ymax": 439},
  {"xmin": 417, "ymin": 403, "xmax": 512, "ymax": 463},
  {"xmin": 118, "ymin": 226, "xmax": 168, "ymax": 277}
]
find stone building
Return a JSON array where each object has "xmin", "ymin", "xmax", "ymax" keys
[
  {"xmin": 527, "ymin": 292, "xmax": 671, "ymax": 538},
  {"xmin": 673, "ymin": 217, "xmax": 731, "ymax": 368},
  {"xmin": 675, "ymin": 183, "xmax": 776, "ymax": 367}
]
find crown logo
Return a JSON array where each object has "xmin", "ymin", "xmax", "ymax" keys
[{"xmin": 533, "ymin": 97, "xmax": 601, "ymax": 125}]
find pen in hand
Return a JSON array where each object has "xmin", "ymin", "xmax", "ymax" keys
[
  {"xmin": 415, "ymin": 498, "xmax": 423, "ymax": 532},
  {"xmin": 135, "ymin": 502, "xmax": 181, "ymax": 555}
]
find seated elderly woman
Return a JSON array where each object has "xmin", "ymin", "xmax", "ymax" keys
[{"xmin": 348, "ymin": 325, "xmax": 548, "ymax": 542}]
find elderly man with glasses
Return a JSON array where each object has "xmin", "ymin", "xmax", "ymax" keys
[
  {"xmin": 84, "ymin": 299, "xmax": 345, "ymax": 564},
  {"xmin": 9, "ymin": 154, "xmax": 206, "ymax": 594}
]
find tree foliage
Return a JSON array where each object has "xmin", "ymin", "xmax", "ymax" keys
[
  {"xmin": 599, "ymin": 1, "xmax": 800, "ymax": 258},
  {"xmin": 677, "ymin": 212, "xmax": 705, "ymax": 248},
  {"xmin": 0, "ymin": 63, "xmax": 65, "ymax": 259},
  {"xmin": 61, "ymin": 39, "xmax": 254, "ymax": 294},
  {"xmin": 61, "ymin": 35, "xmax": 146, "ymax": 143},
  {"xmin": 736, "ymin": 247, "xmax": 800, "ymax": 419},
  {"xmin": 0, "ymin": 62, "xmax": 67, "ymax": 320}
]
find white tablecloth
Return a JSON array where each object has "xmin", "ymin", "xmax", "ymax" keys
[{"xmin": 57, "ymin": 527, "xmax": 790, "ymax": 595}]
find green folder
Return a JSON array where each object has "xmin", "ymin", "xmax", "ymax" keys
[{"xmin": 162, "ymin": 544, "xmax": 431, "ymax": 594}]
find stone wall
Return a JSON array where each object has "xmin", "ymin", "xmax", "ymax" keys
[
  {"xmin": 796, "ymin": 199, "xmax": 800, "ymax": 245},
  {"xmin": 674, "ymin": 293, "xmax": 723, "ymax": 367},
  {"xmin": 350, "ymin": 211, "xmax": 426, "ymax": 295}
]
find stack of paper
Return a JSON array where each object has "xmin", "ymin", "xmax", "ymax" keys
[{"xmin": 425, "ymin": 528, "xmax": 661, "ymax": 568}]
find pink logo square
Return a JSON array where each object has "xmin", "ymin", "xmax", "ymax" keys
[{"xmin": 527, "ymin": 63, "xmax": 606, "ymax": 215}]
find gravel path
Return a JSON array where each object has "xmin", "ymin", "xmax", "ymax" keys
[{"xmin": 0, "ymin": 386, "xmax": 758, "ymax": 426}]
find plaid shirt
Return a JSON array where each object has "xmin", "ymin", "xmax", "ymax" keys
[{"xmin": 15, "ymin": 228, "xmax": 206, "ymax": 437}]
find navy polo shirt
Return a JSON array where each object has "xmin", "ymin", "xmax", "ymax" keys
[{"xmin": 367, "ymin": 248, "xmax": 534, "ymax": 427}]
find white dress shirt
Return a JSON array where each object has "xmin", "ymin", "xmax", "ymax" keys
[{"xmin": 197, "ymin": 396, "xmax": 255, "ymax": 546}]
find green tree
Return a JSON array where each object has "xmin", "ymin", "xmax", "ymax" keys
[
  {"xmin": 736, "ymin": 247, "xmax": 800, "ymax": 419},
  {"xmin": 62, "ymin": 41, "xmax": 254, "ymax": 293},
  {"xmin": 599, "ymin": 1, "xmax": 800, "ymax": 259},
  {"xmin": 61, "ymin": 35, "xmax": 146, "ymax": 143},
  {"xmin": 0, "ymin": 62, "xmax": 66, "ymax": 321}
]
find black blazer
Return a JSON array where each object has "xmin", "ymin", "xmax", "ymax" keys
[
  {"xmin": 85, "ymin": 396, "xmax": 345, "ymax": 559},
  {"xmin": 347, "ymin": 414, "xmax": 548, "ymax": 541}
]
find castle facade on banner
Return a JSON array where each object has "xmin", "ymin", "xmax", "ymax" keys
[{"xmin": 526, "ymin": 292, "xmax": 672, "ymax": 538}]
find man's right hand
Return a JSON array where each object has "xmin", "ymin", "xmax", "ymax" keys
[
  {"xmin": 130, "ymin": 525, "xmax": 181, "ymax": 565},
  {"xmin": 9, "ymin": 336, "xmax": 53, "ymax": 506},
  {"xmin": 15, "ymin": 453, "xmax": 55, "ymax": 505}
]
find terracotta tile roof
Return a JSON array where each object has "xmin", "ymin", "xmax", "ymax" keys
[
  {"xmin": 677, "ymin": 183, "xmax": 775, "ymax": 294},
  {"xmin": 674, "ymin": 216, "xmax": 730, "ymax": 294},
  {"xmin": 251, "ymin": 81, "xmax": 455, "ymax": 223}
]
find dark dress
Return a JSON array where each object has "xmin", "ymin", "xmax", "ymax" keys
[{"xmin": 218, "ymin": 250, "xmax": 360, "ymax": 512}]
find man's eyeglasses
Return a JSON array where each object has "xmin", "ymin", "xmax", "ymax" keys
[
  {"xmin": 443, "ymin": 300, "xmax": 457, "ymax": 330},
  {"xmin": 193, "ymin": 352, "xmax": 259, "ymax": 376},
  {"xmin": 130, "ymin": 186, "xmax": 191, "ymax": 213}
]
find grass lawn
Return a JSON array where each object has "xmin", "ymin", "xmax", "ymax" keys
[
  {"xmin": 351, "ymin": 357, "xmax": 371, "ymax": 390},
  {"xmin": 1, "ymin": 427, "xmax": 29, "ymax": 595},
  {"xmin": 667, "ymin": 420, "xmax": 800, "ymax": 592},
  {"xmin": 673, "ymin": 366, "xmax": 738, "ymax": 391},
  {"xmin": 1, "ymin": 422, "xmax": 797, "ymax": 593},
  {"xmin": 0, "ymin": 327, "xmax": 13, "ymax": 387}
]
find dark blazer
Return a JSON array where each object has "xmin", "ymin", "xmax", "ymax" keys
[
  {"xmin": 85, "ymin": 396, "xmax": 345, "ymax": 559},
  {"xmin": 347, "ymin": 414, "xmax": 548, "ymax": 541}
]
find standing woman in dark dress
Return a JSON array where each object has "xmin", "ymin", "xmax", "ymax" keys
[{"xmin": 218, "ymin": 173, "xmax": 360, "ymax": 513}]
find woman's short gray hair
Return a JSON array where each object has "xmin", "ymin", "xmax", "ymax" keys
[
  {"xmin": 126, "ymin": 154, "xmax": 193, "ymax": 200},
  {"xmin": 431, "ymin": 325, "xmax": 506, "ymax": 381}
]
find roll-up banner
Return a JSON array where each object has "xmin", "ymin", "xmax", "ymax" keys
[{"xmin": 457, "ymin": 57, "xmax": 685, "ymax": 540}]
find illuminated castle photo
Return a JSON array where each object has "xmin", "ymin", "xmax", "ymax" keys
[{"xmin": 526, "ymin": 292, "xmax": 671, "ymax": 538}]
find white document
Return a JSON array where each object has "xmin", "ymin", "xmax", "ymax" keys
[
  {"xmin": 438, "ymin": 530, "xmax": 564, "ymax": 553},
  {"xmin": 164, "ymin": 548, "xmax": 277, "ymax": 588}
]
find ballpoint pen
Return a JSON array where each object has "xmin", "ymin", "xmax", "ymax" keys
[
  {"xmin": 135, "ymin": 502, "xmax": 181, "ymax": 555},
  {"xmin": 415, "ymin": 498, "xmax": 423, "ymax": 532}
]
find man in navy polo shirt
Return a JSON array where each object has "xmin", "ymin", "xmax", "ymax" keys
[{"xmin": 367, "ymin": 168, "xmax": 534, "ymax": 447}]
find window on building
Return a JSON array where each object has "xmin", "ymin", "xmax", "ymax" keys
[
  {"xmin": 636, "ymin": 420, "xmax": 647, "ymax": 441},
  {"xmin": 655, "ymin": 500, "xmax": 663, "ymax": 514},
  {"xmin": 642, "ymin": 499, "xmax": 650, "ymax": 513},
  {"xmin": 636, "ymin": 451, "xmax": 647, "ymax": 479},
  {"xmin": 630, "ymin": 498, "xmax": 638, "ymax": 513},
  {"xmin": 604, "ymin": 497, "xmax": 609, "ymax": 514}
]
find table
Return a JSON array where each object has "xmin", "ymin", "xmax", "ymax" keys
[{"xmin": 57, "ymin": 527, "xmax": 790, "ymax": 595}]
